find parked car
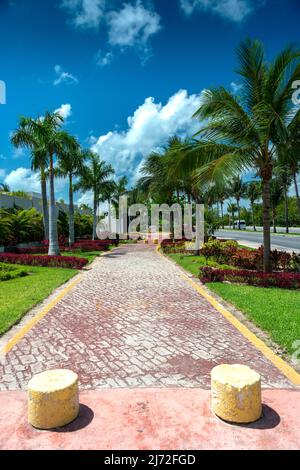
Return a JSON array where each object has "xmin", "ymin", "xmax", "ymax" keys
[{"xmin": 233, "ymin": 220, "xmax": 246, "ymax": 229}]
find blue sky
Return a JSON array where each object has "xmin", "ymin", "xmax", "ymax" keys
[{"xmin": 0, "ymin": 0, "xmax": 299, "ymax": 204}]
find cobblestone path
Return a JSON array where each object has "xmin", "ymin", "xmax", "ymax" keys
[{"xmin": 0, "ymin": 244, "xmax": 293, "ymax": 390}]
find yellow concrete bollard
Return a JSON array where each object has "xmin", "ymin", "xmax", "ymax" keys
[
  {"xmin": 211, "ymin": 364, "xmax": 262, "ymax": 424},
  {"xmin": 28, "ymin": 369, "xmax": 79, "ymax": 429}
]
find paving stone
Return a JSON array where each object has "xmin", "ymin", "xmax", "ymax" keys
[{"xmin": 0, "ymin": 244, "xmax": 294, "ymax": 390}]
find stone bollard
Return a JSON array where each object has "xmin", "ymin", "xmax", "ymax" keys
[
  {"xmin": 211, "ymin": 364, "xmax": 262, "ymax": 424},
  {"xmin": 28, "ymin": 369, "xmax": 79, "ymax": 429}
]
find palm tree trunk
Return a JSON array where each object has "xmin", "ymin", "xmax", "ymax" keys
[
  {"xmin": 294, "ymin": 173, "xmax": 300, "ymax": 217},
  {"xmin": 220, "ymin": 201, "xmax": 224, "ymax": 229},
  {"xmin": 237, "ymin": 199, "xmax": 241, "ymax": 229},
  {"xmin": 68, "ymin": 173, "xmax": 75, "ymax": 246},
  {"xmin": 262, "ymin": 177, "xmax": 271, "ymax": 273},
  {"xmin": 108, "ymin": 199, "xmax": 112, "ymax": 234},
  {"xmin": 40, "ymin": 168, "xmax": 49, "ymax": 240},
  {"xmin": 48, "ymin": 153, "xmax": 60, "ymax": 256},
  {"xmin": 284, "ymin": 186, "xmax": 289, "ymax": 234},
  {"xmin": 251, "ymin": 202, "xmax": 256, "ymax": 231},
  {"xmin": 93, "ymin": 189, "xmax": 98, "ymax": 240},
  {"xmin": 272, "ymin": 208, "xmax": 277, "ymax": 233}
]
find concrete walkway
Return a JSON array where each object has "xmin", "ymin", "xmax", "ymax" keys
[
  {"xmin": 0, "ymin": 244, "xmax": 295, "ymax": 390},
  {"xmin": 1, "ymin": 389, "xmax": 300, "ymax": 450}
]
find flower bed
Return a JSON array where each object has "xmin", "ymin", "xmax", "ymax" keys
[
  {"xmin": 0, "ymin": 263, "xmax": 28, "ymax": 282},
  {"xmin": 0, "ymin": 253, "xmax": 88, "ymax": 270},
  {"xmin": 200, "ymin": 267, "xmax": 300, "ymax": 289},
  {"xmin": 161, "ymin": 239, "xmax": 188, "ymax": 254},
  {"xmin": 15, "ymin": 239, "xmax": 118, "ymax": 254},
  {"xmin": 200, "ymin": 239, "xmax": 300, "ymax": 272}
]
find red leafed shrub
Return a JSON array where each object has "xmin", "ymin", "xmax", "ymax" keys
[
  {"xmin": 0, "ymin": 253, "xmax": 88, "ymax": 270},
  {"xmin": 199, "ymin": 239, "xmax": 300, "ymax": 272},
  {"xmin": 200, "ymin": 267, "xmax": 300, "ymax": 289},
  {"xmin": 17, "ymin": 247, "xmax": 49, "ymax": 254}
]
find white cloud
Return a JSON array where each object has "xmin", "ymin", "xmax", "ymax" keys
[
  {"xmin": 60, "ymin": 0, "xmax": 105, "ymax": 29},
  {"xmin": 77, "ymin": 190, "xmax": 93, "ymax": 207},
  {"xmin": 54, "ymin": 103, "xmax": 72, "ymax": 121},
  {"xmin": 0, "ymin": 169, "xmax": 6, "ymax": 178},
  {"xmin": 95, "ymin": 49, "xmax": 114, "ymax": 67},
  {"xmin": 91, "ymin": 89, "xmax": 202, "ymax": 182},
  {"xmin": 179, "ymin": 0, "xmax": 257, "ymax": 22},
  {"xmin": 4, "ymin": 167, "xmax": 68, "ymax": 197},
  {"xmin": 12, "ymin": 147, "xmax": 26, "ymax": 159},
  {"xmin": 107, "ymin": 1, "xmax": 161, "ymax": 50},
  {"xmin": 4, "ymin": 168, "xmax": 41, "ymax": 192},
  {"xmin": 53, "ymin": 65, "xmax": 78, "ymax": 86}
]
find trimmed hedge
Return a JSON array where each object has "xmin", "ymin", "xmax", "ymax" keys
[
  {"xmin": 0, "ymin": 253, "xmax": 88, "ymax": 270},
  {"xmin": 200, "ymin": 267, "xmax": 300, "ymax": 289}
]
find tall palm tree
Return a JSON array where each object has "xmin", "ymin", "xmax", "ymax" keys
[
  {"xmin": 278, "ymin": 114, "xmax": 300, "ymax": 218},
  {"xmin": 270, "ymin": 179, "xmax": 284, "ymax": 233},
  {"xmin": 75, "ymin": 152, "xmax": 115, "ymax": 240},
  {"xmin": 227, "ymin": 202, "xmax": 238, "ymax": 228},
  {"xmin": 170, "ymin": 39, "xmax": 300, "ymax": 271},
  {"xmin": 11, "ymin": 117, "xmax": 49, "ymax": 240},
  {"xmin": 111, "ymin": 176, "xmax": 128, "ymax": 237},
  {"xmin": 100, "ymin": 180, "xmax": 117, "ymax": 235},
  {"xmin": 230, "ymin": 177, "xmax": 246, "ymax": 229},
  {"xmin": 246, "ymin": 181, "xmax": 261, "ymax": 231},
  {"xmin": 57, "ymin": 138, "xmax": 85, "ymax": 246}
]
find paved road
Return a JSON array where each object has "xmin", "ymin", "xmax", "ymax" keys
[
  {"xmin": 224, "ymin": 226, "xmax": 300, "ymax": 234},
  {"xmin": 216, "ymin": 230, "xmax": 300, "ymax": 253},
  {"xmin": 0, "ymin": 244, "xmax": 293, "ymax": 390}
]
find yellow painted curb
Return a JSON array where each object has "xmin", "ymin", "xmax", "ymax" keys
[
  {"xmin": 184, "ymin": 275, "xmax": 300, "ymax": 386},
  {"xmin": 1, "ymin": 275, "xmax": 82, "ymax": 355},
  {"xmin": 155, "ymin": 245, "xmax": 300, "ymax": 386}
]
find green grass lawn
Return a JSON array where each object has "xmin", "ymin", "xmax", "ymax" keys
[
  {"xmin": 167, "ymin": 252, "xmax": 300, "ymax": 356},
  {"xmin": 208, "ymin": 283, "xmax": 300, "ymax": 355},
  {"xmin": 167, "ymin": 253, "xmax": 234, "ymax": 276},
  {"xmin": 0, "ymin": 265, "xmax": 76, "ymax": 336}
]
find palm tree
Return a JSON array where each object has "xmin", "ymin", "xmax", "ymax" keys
[
  {"xmin": 0, "ymin": 183, "xmax": 10, "ymax": 192},
  {"xmin": 170, "ymin": 39, "xmax": 300, "ymax": 271},
  {"xmin": 230, "ymin": 177, "xmax": 246, "ymax": 229},
  {"xmin": 100, "ymin": 180, "xmax": 117, "ymax": 235},
  {"xmin": 57, "ymin": 138, "xmax": 85, "ymax": 246},
  {"xmin": 11, "ymin": 117, "xmax": 49, "ymax": 240},
  {"xmin": 111, "ymin": 176, "xmax": 128, "ymax": 238},
  {"xmin": 278, "ymin": 114, "xmax": 300, "ymax": 218},
  {"xmin": 270, "ymin": 179, "xmax": 284, "ymax": 233},
  {"xmin": 246, "ymin": 181, "xmax": 261, "ymax": 231},
  {"xmin": 75, "ymin": 152, "xmax": 115, "ymax": 240},
  {"xmin": 227, "ymin": 202, "xmax": 238, "ymax": 228}
]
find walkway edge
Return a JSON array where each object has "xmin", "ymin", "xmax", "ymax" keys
[
  {"xmin": 156, "ymin": 245, "xmax": 300, "ymax": 386},
  {"xmin": 1, "ymin": 275, "xmax": 83, "ymax": 355}
]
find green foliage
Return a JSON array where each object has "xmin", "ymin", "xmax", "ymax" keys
[
  {"xmin": 74, "ymin": 213, "xmax": 93, "ymax": 238},
  {"xmin": 0, "ymin": 263, "xmax": 28, "ymax": 282}
]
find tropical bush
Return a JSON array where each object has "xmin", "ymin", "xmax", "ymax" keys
[
  {"xmin": 200, "ymin": 267, "xmax": 300, "ymax": 290},
  {"xmin": 200, "ymin": 239, "xmax": 300, "ymax": 272},
  {"xmin": 0, "ymin": 253, "xmax": 88, "ymax": 269},
  {"xmin": 0, "ymin": 263, "xmax": 28, "ymax": 281},
  {"xmin": 0, "ymin": 208, "xmax": 43, "ymax": 245}
]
